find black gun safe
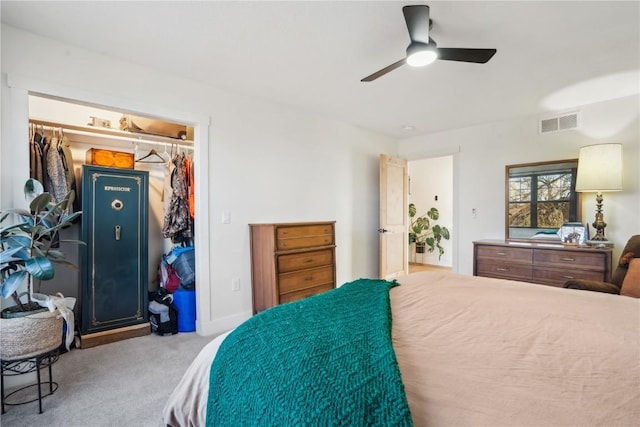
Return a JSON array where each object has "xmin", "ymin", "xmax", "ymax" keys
[{"xmin": 80, "ymin": 165, "xmax": 149, "ymax": 339}]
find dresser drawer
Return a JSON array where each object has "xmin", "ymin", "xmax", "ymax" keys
[
  {"xmin": 276, "ymin": 224, "xmax": 334, "ymax": 251},
  {"xmin": 251, "ymin": 221, "xmax": 336, "ymax": 313},
  {"xmin": 533, "ymin": 267, "xmax": 605, "ymax": 287},
  {"xmin": 277, "ymin": 249, "xmax": 334, "ymax": 274},
  {"xmin": 476, "ymin": 261, "xmax": 533, "ymax": 281},
  {"xmin": 533, "ymin": 249, "xmax": 605, "ymax": 271},
  {"xmin": 278, "ymin": 265, "xmax": 334, "ymax": 294},
  {"xmin": 474, "ymin": 240, "xmax": 612, "ymax": 288},
  {"xmin": 476, "ymin": 245, "xmax": 532, "ymax": 263},
  {"xmin": 279, "ymin": 283, "xmax": 334, "ymax": 305}
]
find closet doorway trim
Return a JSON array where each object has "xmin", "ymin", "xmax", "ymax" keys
[{"xmin": 6, "ymin": 73, "xmax": 212, "ymax": 335}]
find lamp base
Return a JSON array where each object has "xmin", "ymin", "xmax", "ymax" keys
[
  {"xmin": 590, "ymin": 233, "xmax": 608, "ymax": 241},
  {"xmin": 590, "ymin": 192, "xmax": 608, "ymax": 241}
]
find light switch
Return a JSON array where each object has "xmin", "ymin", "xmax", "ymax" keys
[{"xmin": 222, "ymin": 210, "xmax": 231, "ymax": 224}]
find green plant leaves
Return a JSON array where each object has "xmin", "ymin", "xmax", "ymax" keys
[
  {"xmin": 426, "ymin": 207, "xmax": 439, "ymax": 220},
  {"xmin": 0, "ymin": 270, "xmax": 27, "ymax": 298},
  {"xmin": 408, "ymin": 203, "xmax": 417, "ymax": 218},
  {"xmin": 29, "ymin": 192, "xmax": 52, "ymax": 213},
  {"xmin": 24, "ymin": 256, "xmax": 55, "ymax": 281},
  {"xmin": 408, "ymin": 204, "xmax": 450, "ymax": 260},
  {"xmin": 24, "ymin": 178, "xmax": 44, "ymax": 202}
]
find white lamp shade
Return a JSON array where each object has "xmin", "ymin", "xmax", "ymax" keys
[{"xmin": 575, "ymin": 143, "xmax": 623, "ymax": 192}]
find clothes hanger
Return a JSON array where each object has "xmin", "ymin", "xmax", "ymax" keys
[{"xmin": 135, "ymin": 148, "xmax": 168, "ymax": 164}]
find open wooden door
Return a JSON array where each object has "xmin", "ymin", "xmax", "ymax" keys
[{"xmin": 379, "ymin": 154, "xmax": 408, "ymax": 279}]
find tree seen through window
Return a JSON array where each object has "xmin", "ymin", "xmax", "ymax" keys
[{"xmin": 509, "ymin": 172, "xmax": 574, "ymax": 229}]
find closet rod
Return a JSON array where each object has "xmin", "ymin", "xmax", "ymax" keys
[
  {"xmin": 29, "ymin": 118, "xmax": 195, "ymax": 148},
  {"xmin": 134, "ymin": 138, "xmax": 193, "ymax": 152}
]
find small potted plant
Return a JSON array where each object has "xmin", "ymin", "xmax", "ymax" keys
[
  {"xmin": 0, "ymin": 179, "xmax": 83, "ymax": 360},
  {"xmin": 408, "ymin": 203, "xmax": 450, "ymax": 260}
]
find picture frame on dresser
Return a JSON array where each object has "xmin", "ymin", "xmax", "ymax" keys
[{"xmin": 558, "ymin": 222, "xmax": 588, "ymax": 245}]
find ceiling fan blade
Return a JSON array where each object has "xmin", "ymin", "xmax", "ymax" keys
[
  {"xmin": 402, "ymin": 5, "xmax": 430, "ymax": 44},
  {"xmin": 437, "ymin": 48, "xmax": 497, "ymax": 64},
  {"xmin": 361, "ymin": 58, "xmax": 406, "ymax": 82}
]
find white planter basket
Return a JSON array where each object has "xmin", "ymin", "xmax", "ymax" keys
[{"xmin": 0, "ymin": 309, "xmax": 63, "ymax": 361}]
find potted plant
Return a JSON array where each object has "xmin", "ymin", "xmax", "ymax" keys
[
  {"xmin": 408, "ymin": 203, "xmax": 450, "ymax": 260},
  {"xmin": 0, "ymin": 178, "xmax": 83, "ymax": 360}
]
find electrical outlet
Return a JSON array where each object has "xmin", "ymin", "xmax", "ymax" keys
[{"xmin": 231, "ymin": 277, "xmax": 240, "ymax": 292}]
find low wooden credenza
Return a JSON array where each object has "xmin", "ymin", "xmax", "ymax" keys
[
  {"xmin": 250, "ymin": 221, "xmax": 336, "ymax": 313},
  {"xmin": 473, "ymin": 240, "xmax": 613, "ymax": 287}
]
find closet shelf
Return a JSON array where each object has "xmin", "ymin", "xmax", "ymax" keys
[{"xmin": 29, "ymin": 118, "xmax": 194, "ymax": 148}]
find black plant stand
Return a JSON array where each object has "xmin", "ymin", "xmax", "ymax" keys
[{"xmin": 0, "ymin": 349, "xmax": 59, "ymax": 414}]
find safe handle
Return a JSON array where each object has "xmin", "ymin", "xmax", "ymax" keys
[{"xmin": 115, "ymin": 225, "xmax": 121, "ymax": 241}]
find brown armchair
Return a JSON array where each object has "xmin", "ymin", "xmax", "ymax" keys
[{"xmin": 564, "ymin": 235, "xmax": 640, "ymax": 294}]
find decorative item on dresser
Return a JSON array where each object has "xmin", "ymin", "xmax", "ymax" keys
[
  {"xmin": 575, "ymin": 143, "xmax": 623, "ymax": 242},
  {"xmin": 249, "ymin": 221, "xmax": 336, "ymax": 313},
  {"xmin": 473, "ymin": 240, "xmax": 612, "ymax": 287}
]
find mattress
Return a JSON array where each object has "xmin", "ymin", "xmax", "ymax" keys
[{"xmin": 163, "ymin": 271, "xmax": 640, "ymax": 426}]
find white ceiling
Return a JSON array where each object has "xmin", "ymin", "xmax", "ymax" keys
[{"xmin": 2, "ymin": 1, "xmax": 639, "ymax": 139}]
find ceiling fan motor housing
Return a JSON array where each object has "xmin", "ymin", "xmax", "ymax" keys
[{"xmin": 406, "ymin": 39, "xmax": 438, "ymax": 67}]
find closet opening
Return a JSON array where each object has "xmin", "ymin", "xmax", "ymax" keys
[{"xmin": 27, "ymin": 93, "xmax": 203, "ymax": 345}]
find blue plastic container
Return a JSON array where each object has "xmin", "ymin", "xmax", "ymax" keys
[{"xmin": 173, "ymin": 290, "xmax": 196, "ymax": 332}]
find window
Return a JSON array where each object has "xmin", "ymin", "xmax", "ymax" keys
[{"xmin": 506, "ymin": 160, "xmax": 580, "ymax": 240}]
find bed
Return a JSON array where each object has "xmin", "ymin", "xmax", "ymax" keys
[{"xmin": 163, "ymin": 271, "xmax": 640, "ymax": 426}]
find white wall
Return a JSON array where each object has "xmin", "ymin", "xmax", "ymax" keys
[
  {"xmin": 399, "ymin": 95, "xmax": 640, "ymax": 274},
  {"xmin": 1, "ymin": 25, "xmax": 398, "ymax": 336}
]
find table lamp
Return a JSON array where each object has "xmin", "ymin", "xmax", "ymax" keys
[{"xmin": 575, "ymin": 143, "xmax": 623, "ymax": 241}]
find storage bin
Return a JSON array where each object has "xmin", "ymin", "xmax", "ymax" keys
[
  {"xmin": 173, "ymin": 290, "xmax": 196, "ymax": 332},
  {"xmin": 170, "ymin": 247, "xmax": 195, "ymax": 289}
]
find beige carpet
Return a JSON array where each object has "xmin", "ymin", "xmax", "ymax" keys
[{"xmin": 0, "ymin": 331, "xmax": 216, "ymax": 427}]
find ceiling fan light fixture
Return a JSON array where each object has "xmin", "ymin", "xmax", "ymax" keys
[{"xmin": 406, "ymin": 42, "xmax": 437, "ymax": 67}]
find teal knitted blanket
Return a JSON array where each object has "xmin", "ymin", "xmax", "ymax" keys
[{"xmin": 206, "ymin": 278, "xmax": 412, "ymax": 426}]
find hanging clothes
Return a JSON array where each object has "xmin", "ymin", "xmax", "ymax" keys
[
  {"xmin": 59, "ymin": 134, "xmax": 80, "ymax": 212},
  {"xmin": 162, "ymin": 151, "xmax": 175, "ymax": 210},
  {"xmin": 30, "ymin": 124, "xmax": 78, "ymax": 212},
  {"xmin": 29, "ymin": 124, "xmax": 45, "ymax": 183},
  {"xmin": 184, "ymin": 154, "xmax": 195, "ymax": 219},
  {"xmin": 44, "ymin": 133, "xmax": 70, "ymax": 204},
  {"xmin": 162, "ymin": 153, "xmax": 193, "ymax": 243}
]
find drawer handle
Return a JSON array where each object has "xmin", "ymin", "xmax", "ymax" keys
[
  {"xmin": 561, "ymin": 275, "xmax": 575, "ymax": 279},
  {"xmin": 496, "ymin": 268, "xmax": 509, "ymax": 272},
  {"xmin": 304, "ymin": 258, "xmax": 314, "ymax": 263},
  {"xmin": 496, "ymin": 252, "xmax": 507, "ymax": 256},
  {"xmin": 561, "ymin": 257, "xmax": 576, "ymax": 262},
  {"xmin": 304, "ymin": 276, "xmax": 313, "ymax": 281}
]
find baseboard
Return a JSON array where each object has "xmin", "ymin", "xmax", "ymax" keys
[
  {"xmin": 78, "ymin": 323, "xmax": 151, "ymax": 349},
  {"xmin": 197, "ymin": 310, "xmax": 252, "ymax": 337}
]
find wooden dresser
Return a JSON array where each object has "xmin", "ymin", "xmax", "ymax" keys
[
  {"xmin": 249, "ymin": 221, "xmax": 336, "ymax": 313},
  {"xmin": 473, "ymin": 240, "xmax": 613, "ymax": 287}
]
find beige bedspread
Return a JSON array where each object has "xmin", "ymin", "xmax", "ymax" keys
[
  {"xmin": 164, "ymin": 271, "xmax": 640, "ymax": 426},
  {"xmin": 394, "ymin": 271, "xmax": 639, "ymax": 426}
]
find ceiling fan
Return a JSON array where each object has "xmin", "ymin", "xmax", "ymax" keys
[{"xmin": 361, "ymin": 5, "xmax": 497, "ymax": 82}]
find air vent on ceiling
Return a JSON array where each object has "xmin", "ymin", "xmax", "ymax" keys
[{"xmin": 539, "ymin": 112, "xmax": 579, "ymax": 134}]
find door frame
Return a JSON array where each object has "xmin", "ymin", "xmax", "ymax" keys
[
  {"xmin": 4, "ymin": 74, "xmax": 213, "ymax": 334},
  {"xmin": 403, "ymin": 148, "xmax": 460, "ymax": 273}
]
